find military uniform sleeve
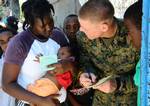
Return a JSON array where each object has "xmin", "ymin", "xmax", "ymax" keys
[
  {"xmin": 116, "ymin": 47, "xmax": 139, "ymax": 94},
  {"xmin": 76, "ymin": 31, "xmax": 97, "ymax": 74}
]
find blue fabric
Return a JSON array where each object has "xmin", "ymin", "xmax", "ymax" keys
[{"xmin": 141, "ymin": 0, "xmax": 150, "ymax": 105}]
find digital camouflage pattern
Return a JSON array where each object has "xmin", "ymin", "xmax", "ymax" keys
[{"xmin": 77, "ymin": 19, "xmax": 139, "ymax": 106}]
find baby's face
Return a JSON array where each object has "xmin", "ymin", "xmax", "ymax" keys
[{"xmin": 58, "ymin": 47, "xmax": 71, "ymax": 60}]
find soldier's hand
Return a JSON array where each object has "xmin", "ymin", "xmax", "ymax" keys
[
  {"xmin": 79, "ymin": 72, "xmax": 96, "ymax": 87},
  {"xmin": 93, "ymin": 79, "xmax": 117, "ymax": 93}
]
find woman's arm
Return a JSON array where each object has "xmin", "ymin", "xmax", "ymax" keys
[{"xmin": 2, "ymin": 63, "xmax": 58, "ymax": 106}]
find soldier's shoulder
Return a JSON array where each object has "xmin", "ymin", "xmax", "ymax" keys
[
  {"xmin": 115, "ymin": 18, "xmax": 127, "ymax": 37},
  {"xmin": 76, "ymin": 31, "xmax": 89, "ymax": 42},
  {"xmin": 76, "ymin": 31, "xmax": 86, "ymax": 38}
]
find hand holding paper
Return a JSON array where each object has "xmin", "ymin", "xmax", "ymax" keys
[
  {"xmin": 86, "ymin": 75, "xmax": 113, "ymax": 89},
  {"xmin": 87, "ymin": 75, "xmax": 118, "ymax": 93},
  {"xmin": 79, "ymin": 73, "xmax": 97, "ymax": 87}
]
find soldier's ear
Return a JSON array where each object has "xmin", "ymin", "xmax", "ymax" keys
[{"xmin": 99, "ymin": 23, "xmax": 109, "ymax": 33}]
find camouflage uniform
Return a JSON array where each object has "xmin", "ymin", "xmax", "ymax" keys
[{"xmin": 76, "ymin": 19, "xmax": 139, "ymax": 106}]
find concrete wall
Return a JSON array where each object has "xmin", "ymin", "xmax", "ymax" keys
[
  {"xmin": 110, "ymin": 0, "xmax": 138, "ymax": 18},
  {"xmin": 50, "ymin": 0, "xmax": 137, "ymax": 28},
  {"xmin": 49, "ymin": 0, "xmax": 81, "ymax": 28}
]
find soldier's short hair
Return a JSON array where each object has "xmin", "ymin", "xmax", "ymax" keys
[{"xmin": 79, "ymin": 0, "xmax": 114, "ymax": 22}]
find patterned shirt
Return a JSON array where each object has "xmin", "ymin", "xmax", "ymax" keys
[{"xmin": 77, "ymin": 19, "xmax": 139, "ymax": 106}]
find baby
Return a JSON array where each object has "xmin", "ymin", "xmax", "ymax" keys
[{"xmin": 27, "ymin": 46, "xmax": 75, "ymax": 102}]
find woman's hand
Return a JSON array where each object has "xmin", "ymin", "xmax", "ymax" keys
[
  {"xmin": 93, "ymin": 79, "xmax": 117, "ymax": 93},
  {"xmin": 37, "ymin": 94, "xmax": 60, "ymax": 106}
]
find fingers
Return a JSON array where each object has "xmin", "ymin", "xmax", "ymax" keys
[
  {"xmin": 46, "ymin": 94, "xmax": 60, "ymax": 105},
  {"xmin": 50, "ymin": 94, "xmax": 60, "ymax": 98},
  {"xmin": 109, "ymin": 79, "xmax": 117, "ymax": 91},
  {"xmin": 80, "ymin": 77, "xmax": 92, "ymax": 83},
  {"xmin": 80, "ymin": 73, "xmax": 96, "ymax": 82},
  {"xmin": 89, "ymin": 73, "xmax": 97, "ymax": 83},
  {"xmin": 79, "ymin": 73, "xmax": 94, "ymax": 87},
  {"xmin": 51, "ymin": 98, "xmax": 60, "ymax": 105},
  {"xmin": 93, "ymin": 79, "xmax": 117, "ymax": 93},
  {"xmin": 27, "ymin": 84, "xmax": 33, "ymax": 91}
]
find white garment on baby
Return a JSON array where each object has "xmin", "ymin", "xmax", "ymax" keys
[{"xmin": 56, "ymin": 87, "xmax": 67, "ymax": 103}]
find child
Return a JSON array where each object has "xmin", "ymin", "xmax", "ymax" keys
[
  {"xmin": 0, "ymin": 28, "xmax": 15, "ymax": 106},
  {"xmin": 2, "ymin": 0, "xmax": 72, "ymax": 106},
  {"xmin": 27, "ymin": 46, "xmax": 74, "ymax": 103},
  {"xmin": 124, "ymin": 1, "xmax": 142, "ymax": 106},
  {"xmin": 77, "ymin": 0, "xmax": 139, "ymax": 105}
]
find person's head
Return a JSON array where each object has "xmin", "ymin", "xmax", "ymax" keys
[
  {"xmin": 5, "ymin": 16, "xmax": 18, "ymax": 35},
  {"xmin": 63, "ymin": 14, "xmax": 80, "ymax": 40},
  {"xmin": 0, "ymin": 28, "xmax": 13, "ymax": 52},
  {"xmin": 124, "ymin": 1, "xmax": 142, "ymax": 50},
  {"xmin": 79, "ymin": 0, "xmax": 115, "ymax": 39},
  {"xmin": 22, "ymin": 0, "xmax": 54, "ymax": 39},
  {"xmin": 58, "ymin": 46, "xmax": 73, "ymax": 60}
]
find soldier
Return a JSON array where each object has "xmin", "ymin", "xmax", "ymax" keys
[{"xmin": 77, "ymin": 0, "xmax": 139, "ymax": 106}]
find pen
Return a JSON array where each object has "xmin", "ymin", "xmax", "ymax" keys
[{"xmin": 86, "ymin": 68, "xmax": 93, "ymax": 83}]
